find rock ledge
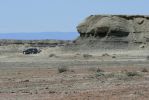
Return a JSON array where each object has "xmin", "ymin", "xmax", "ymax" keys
[{"xmin": 77, "ymin": 15, "xmax": 149, "ymax": 43}]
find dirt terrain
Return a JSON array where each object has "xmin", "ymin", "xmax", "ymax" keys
[
  {"xmin": 1, "ymin": 15, "xmax": 149, "ymax": 100},
  {"xmin": 0, "ymin": 44, "xmax": 149, "ymax": 100}
]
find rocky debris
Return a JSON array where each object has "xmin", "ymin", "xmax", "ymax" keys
[{"xmin": 77, "ymin": 15, "xmax": 149, "ymax": 43}]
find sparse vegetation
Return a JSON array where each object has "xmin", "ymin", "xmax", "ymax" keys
[
  {"xmin": 49, "ymin": 54, "xmax": 56, "ymax": 57},
  {"xmin": 21, "ymin": 80, "xmax": 30, "ymax": 82},
  {"xmin": 105, "ymin": 72, "xmax": 115, "ymax": 78},
  {"xmin": 58, "ymin": 66, "xmax": 68, "ymax": 73},
  {"xmin": 125, "ymin": 71, "xmax": 141, "ymax": 77},
  {"xmin": 112, "ymin": 56, "xmax": 116, "ymax": 58},
  {"xmin": 83, "ymin": 54, "xmax": 93, "ymax": 59},
  {"xmin": 102, "ymin": 53, "xmax": 110, "ymax": 57},
  {"xmin": 141, "ymin": 68, "xmax": 148, "ymax": 72},
  {"xmin": 95, "ymin": 70, "xmax": 142, "ymax": 81},
  {"xmin": 95, "ymin": 72, "xmax": 105, "ymax": 77}
]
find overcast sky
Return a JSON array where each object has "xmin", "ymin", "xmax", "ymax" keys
[{"xmin": 0, "ymin": 0, "xmax": 149, "ymax": 33}]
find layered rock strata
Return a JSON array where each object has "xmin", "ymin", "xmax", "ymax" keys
[{"xmin": 77, "ymin": 15, "xmax": 149, "ymax": 43}]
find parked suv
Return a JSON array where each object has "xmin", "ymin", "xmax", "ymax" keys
[{"xmin": 23, "ymin": 48, "xmax": 41, "ymax": 54}]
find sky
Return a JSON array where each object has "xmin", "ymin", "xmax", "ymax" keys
[{"xmin": 0, "ymin": 0, "xmax": 149, "ymax": 33}]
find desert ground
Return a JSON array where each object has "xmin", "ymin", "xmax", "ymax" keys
[{"xmin": 0, "ymin": 44, "xmax": 149, "ymax": 100}]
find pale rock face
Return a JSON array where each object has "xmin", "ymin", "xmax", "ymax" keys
[{"xmin": 77, "ymin": 15, "xmax": 149, "ymax": 42}]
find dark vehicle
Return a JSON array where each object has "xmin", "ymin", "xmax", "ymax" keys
[{"xmin": 23, "ymin": 48, "xmax": 41, "ymax": 54}]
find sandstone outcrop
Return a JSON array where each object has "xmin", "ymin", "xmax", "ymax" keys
[{"xmin": 77, "ymin": 15, "xmax": 149, "ymax": 43}]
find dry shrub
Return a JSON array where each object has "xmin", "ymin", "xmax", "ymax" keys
[
  {"xmin": 112, "ymin": 56, "xmax": 116, "ymax": 58},
  {"xmin": 125, "ymin": 71, "xmax": 141, "ymax": 77},
  {"xmin": 83, "ymin": 54, "xmax": 92, "ymax": 59},
  {"xmin": 58, "ymin": 66, "xmax": 68, "ymax": 73},
  {"xmin": 141, "ymin": 68, "xmax": 148, "ymax": 72},
  {"xmin": 102, "ymin": 53, "xmax": 110, "ymax": 57},
  {"xmin": 95, "ymin": 72, "xmax": 105, "ymax": 77},
  {"xmin": 49, "ymin": 54, "xmax": 56, "ymax": 57},
  {"xmin": 95, "ymin": 70, "xmax": 142, "ymax": 81}
]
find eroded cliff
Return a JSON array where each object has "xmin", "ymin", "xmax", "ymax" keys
[{"xmin": 77, "ymin": 15, "xmax": 149, "ymax": 43}]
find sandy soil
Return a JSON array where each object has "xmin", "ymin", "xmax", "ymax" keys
[{"xmin": 0, "ymin": 46, "xmax": 149, "ymax": 100}]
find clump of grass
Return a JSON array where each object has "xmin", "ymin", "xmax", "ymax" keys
[
  {"xmin": 141, "ymin": 68, "xmax": 148, "ymax": 73},
  {"xmin": 49, "ymin": 54, "xmax": 56, "ymax": 57},
  {"xmin": 95, "ymin": 71, "xmax": 142, "ymax": 81},
  {"xmin": 21, "ymin": 80, "xmax": 30, "ymax": 82},
  {"xmin": 125, "ymin": 71, "xmax": 141, "ymax": 77},
  {"xmin": 95, "ymin": 68, "xmax": 105, "ymax": 78},
  {"xmin": 112, "ymin": 56, "xmax": 116, "ymax": 58},
  {"xmin": 58, "ymin": 66, "xmax": 68, "ymax": 73},
  {"xmin": 102, "ymin": 53, "xmax": 110, "ymax": 57},
  {"xmin": 95, "ymin": 72, "xmax": 105, "ymax": 77},
  {"xmin": 105, "ymin": 73, "xmax": 115, "ymax": 78},
  {"xmin": 83, "ymin": 54, "xmax": 92, "ymax": 59}
]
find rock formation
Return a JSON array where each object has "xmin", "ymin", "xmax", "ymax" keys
[{"xmin": 77, "ymin": 15, "xmax": 149, "ymax": 43}]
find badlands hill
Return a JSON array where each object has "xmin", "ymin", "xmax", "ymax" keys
[{"xmin": 75, "ymin": 15, "xmax": 149, "ymax": 50}]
